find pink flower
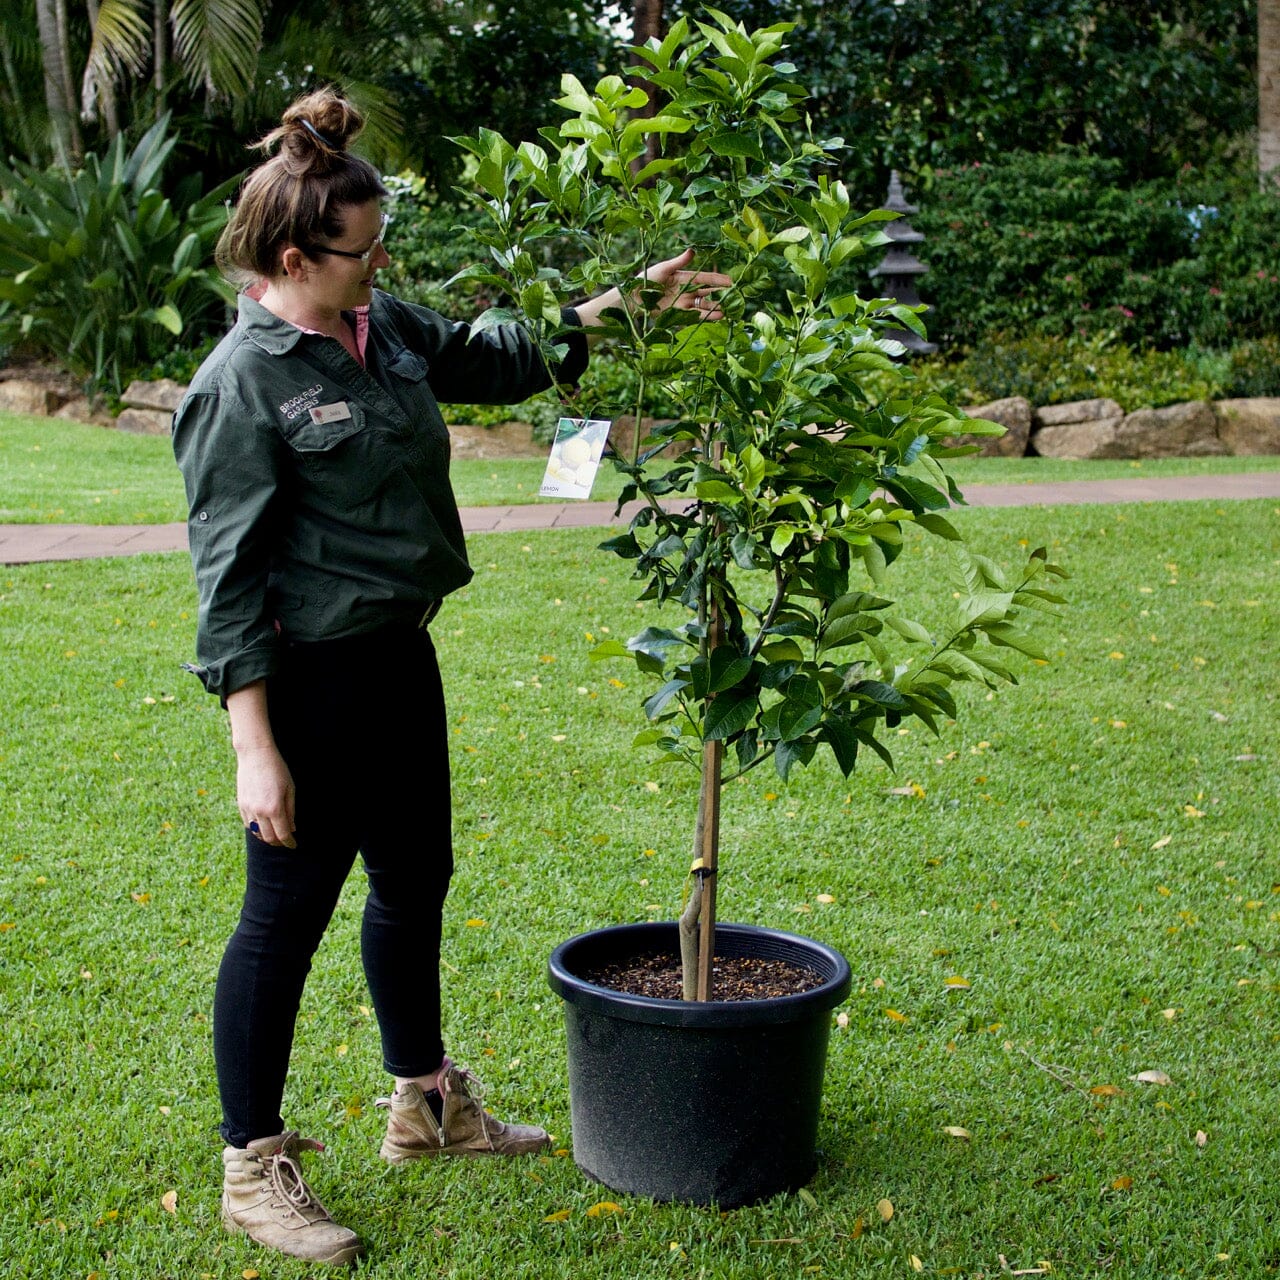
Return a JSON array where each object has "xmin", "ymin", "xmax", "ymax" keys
[
  {"xmin": 1116, "ymin": 306, "xmax": 1135, "ymax": 318},
  {"xmin": 1063, "ymin": 274, "xmax": 1074, "ymax": 283},
  {"xmin": 1209, "ymin": 286, "xmax": 1223, "ymax": 296}
]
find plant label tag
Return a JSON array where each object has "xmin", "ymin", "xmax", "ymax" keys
[
  {"xmin": 309, "ymin": 401, "xmax": 351, "ymax": 425},
  {"xmin": 539, "ymin": 417, "xmax": 612, "ymax": 499}
]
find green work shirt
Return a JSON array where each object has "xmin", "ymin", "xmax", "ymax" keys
[{"xmin": 172, "ymin": 290, "xmax": 585, "ymax": 701}]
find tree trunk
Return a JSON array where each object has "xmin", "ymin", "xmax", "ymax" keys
[
  {"xmin": 629, "ymin": 0, "xmax": 665, "ymax": 174},
  {"xmin": 82, "ymin": 0, "xmax": 121, "ymax": 138},
  {"xmin": 36, "ymin": 0, "xmax": 83, "ymax": 163},
  {"xmin": 154, "ymin": 0, "xmax": 167, "ymax": 116},
  {"xmin": 1261, "ymin": 0, "xmax": 1280, "ymax": 189}
]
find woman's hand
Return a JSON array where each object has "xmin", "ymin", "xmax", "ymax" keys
[
  {"xmin": 575, "ymin": 248, "xmax": 733, "ymax": 335},
  {"xmin": 227, "ymin": 681, "xmax": 297, "ymax": 848},
  {"xmin": 235, "ymin": 743, "xmax": 297, "ymax": 848}
]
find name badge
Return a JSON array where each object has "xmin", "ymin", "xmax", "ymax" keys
[{"xmin": 310, "ymin": 401, "xmax": 352, "ymax": 425}]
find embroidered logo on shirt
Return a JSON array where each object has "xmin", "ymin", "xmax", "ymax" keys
[
  {"xmin": 278, "ymin": 384, "xmax": 324, "ymax": 421},
  {"xmin": 309, "ymin": 401, "xmax": 352, "ymax": 425}
]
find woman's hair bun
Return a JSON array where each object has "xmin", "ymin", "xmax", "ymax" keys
[{"xmin": 254, "ymin": 88, "xmax": 366, "ymax": 175}]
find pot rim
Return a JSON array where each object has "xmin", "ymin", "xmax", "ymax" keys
[{"xmin": 547, "ymin": 921, "xmax": 852, "ymax": 1029}]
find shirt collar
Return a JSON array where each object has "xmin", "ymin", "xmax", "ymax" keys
[
  {"xmin": 236, "ymin": 287, "xmax": 374, "ymax": 359},
  {"xmin": 237, "ymin": 291, "xmax": 306, "ymax": 355}
]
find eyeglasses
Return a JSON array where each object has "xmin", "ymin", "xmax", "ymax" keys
[{"xmin": 304, "ymin": 213, "xmax": 390, "ymax": 266}]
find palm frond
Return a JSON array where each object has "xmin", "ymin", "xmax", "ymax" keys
[
  {"xmin": 82, "ymin": 0, "xmax": 150, "ymax": 118},
  {"xmin": 170, "ymin": 0, "xmax": 266, "ymax": 100}
]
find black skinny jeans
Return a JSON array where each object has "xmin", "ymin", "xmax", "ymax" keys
[{"xmin": 214, "ymin": 623, "xmax": 454, "ymax": 1148}]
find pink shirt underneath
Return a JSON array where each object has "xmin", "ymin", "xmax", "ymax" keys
[{"xmin": 245, "ymin": 282, "xmax": 370, "ymax": 367}]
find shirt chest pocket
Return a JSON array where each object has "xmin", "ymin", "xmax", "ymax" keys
[{"xmin": 281, "ymin": 405, "xmax": 390, "ymax": 510}]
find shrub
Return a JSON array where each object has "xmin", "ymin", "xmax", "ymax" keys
[
  {"xmin": 1220, "ymin": 336, "xmax": 1280, "ymax": 398},
  {"xmin": 911, "ymin": 152, "xmax": 1280, "ymax": 351},
  {"xmin": 0, "ymin": 116, "xmax": 237, "ymax": 397},
  {"xmin": 380, "ymin": 176, "xmax": 493, "ymax": 319},
  {"xmin": 864, "ymin": 332, "xmax": 1222, "ymax": 411}
]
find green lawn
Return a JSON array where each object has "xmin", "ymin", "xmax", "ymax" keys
[
  {"xmin": 3, "ymin": 410, "xmax": 1279, "ymax": 524},
  {"xmin": 2, "ymin": 500, "xmax": 1278, "ymax": 1277}
]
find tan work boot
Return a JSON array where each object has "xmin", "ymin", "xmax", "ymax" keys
[
  {"xmin": 221, "ymin": 1131, "xmax": 362, "ymax": 1265},
  {"xmin": 377, "ymin": 1064, "xmax": 550, "ymax": 1163}
]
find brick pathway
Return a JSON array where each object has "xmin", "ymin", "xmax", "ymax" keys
[{"xmin": 2, "ymin": 470, "xmax": 1278, "ymax": 566}]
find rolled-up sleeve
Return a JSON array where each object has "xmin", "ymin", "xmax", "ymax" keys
[{"xmin": 171, "ymin": 386, "xmax": 286, "ymax": 701}]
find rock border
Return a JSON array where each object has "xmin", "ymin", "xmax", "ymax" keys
[{"xmin": 5, "ymin": 371, "xmax": 1279, "ymax": 460}]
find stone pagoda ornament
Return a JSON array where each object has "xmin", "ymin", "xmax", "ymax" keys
[{"xmin": 869, "ymin": 171, "xmax": 937, "ymax": 355}]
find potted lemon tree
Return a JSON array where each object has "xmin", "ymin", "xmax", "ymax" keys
[{"xmin": 454, "ymin": 10, "xmax": 1066, "ymax": 1206}]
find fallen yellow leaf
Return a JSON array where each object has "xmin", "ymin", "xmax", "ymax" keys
[
  {"xmin": 1090, "ymin": 1084, "xmax": 1124, "ymax": 1097},
  {"xmin": 911, "ymin": 1255, "xmax": 924, "ymax": 1272},
  {"xmin": 543, "ymin": 1208, "xmax": 572, "ymax": 1222},
  {"xmin": 1111, "ymin": 1176, "xmax": 1133, "ymax": 1191},
  {"xmin": 1195, "ymin": 1130, "xmax": 1209, "ymax": 1147},
  {"xmin": 941, "ymin": 1126, "xmax": 971, "ymax": 1140},
  {"xmin": 1129, "ymin": 1070, "xmax": 1172, "ymax": 1086},
  {"xmin": 944, "ymin": 975, "xmax": 971, "ymax": 989},
  {"xmin": 885, "ymin": 1009, "xmax": 909, "ymax": 1023},
  {"xmin": 161, "ymin": 1189, "xmax": 177, "ymax": 1215},
  {"xmin": 850, "ymin": 1214, "xmax": 865, "ymax": 1239},
  {"xmin": 1151, "ymin": 835, "xmax": 1172, "ymax": 849},
  {"xmin": 465, "ymin": 918, "xmax": 487, "ymax": 928},
  {"xmin": 816, "ymin": 893, "xmax": 836, "ymax": 904},
  {"xmin": 877, "ymin": 1198, "xmax": 894, "ymax": 1222},
  {"xmin": 586, "ymin": 1201, "xmax": 623, "ymax": 1217}
]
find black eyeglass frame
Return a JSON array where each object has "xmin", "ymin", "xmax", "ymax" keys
[{"xmin": 301, "ymin": 212, "xmax": 390, "ymax": 265}]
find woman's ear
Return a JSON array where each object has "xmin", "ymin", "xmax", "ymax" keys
[{"xmin": 280, "ymin": 245, "xmax": 309, "ymax": 281}]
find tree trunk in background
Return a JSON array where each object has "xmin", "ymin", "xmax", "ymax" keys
[
  {"xmin": 82, "ymin": 0, "xmax": 121, "ymax": 138},
  {"xmin": 154, "ymin": 0, "xmax": 168, "ymax": 117},
  {"xmin": 630, "ymin": 0, "xmax": 665, "ymax": 173},
  {"xmin": 36, "ymin": 0, "xmax": 82, "ymax": 163},
  {"xmin": 1261, "ymin": 0, "xmax": 1280, "ymax": 188}
]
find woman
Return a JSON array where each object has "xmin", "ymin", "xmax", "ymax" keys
[{"xmin": 173, "ymin": 89, "xmax": 727, "ymax": 1266}]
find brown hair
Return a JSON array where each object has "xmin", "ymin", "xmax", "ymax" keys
[{"xmin": 217, "ymin": 88, "xmax": 388, "ymax": 283}]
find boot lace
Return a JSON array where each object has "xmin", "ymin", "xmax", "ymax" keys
[
  {"xmin": 264, "ymin": 1134, "xmax": 326, "ymax": 1221},
  {"xmin": 443, "ymin": 1064, "xmax": 493, "ymax": 1147}
]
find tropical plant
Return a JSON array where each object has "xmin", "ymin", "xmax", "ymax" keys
[
  {"xmin": 455, "ymin": 11, "xmax": 1066, "ymax": 1001},
  {"xmin": 0, "ymin": 114, "xmax": 237, "ymax": 395}
]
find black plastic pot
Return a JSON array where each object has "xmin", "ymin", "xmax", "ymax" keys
[{"xmin": 547, "ymin": 922, "xmax": 851, "ymax": 1208}]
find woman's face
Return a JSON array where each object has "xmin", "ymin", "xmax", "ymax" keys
[{"xmin": 300, "ymin": 200, "xmax": 391, "ymax": 310}]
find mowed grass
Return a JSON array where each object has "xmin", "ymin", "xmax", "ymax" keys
[
  {"xmin": 2, "ymin": 498, "xmax": 1279, "ymax": 1277},
  {"xmin": 2, "ymin": 409, "xmax": 1278, "ymax": 524}
]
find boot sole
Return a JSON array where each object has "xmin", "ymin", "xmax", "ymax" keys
[
  {"xmin": 223, "ymin": 1208, "xmax": 364, "ymax": 1265},
  {"xmin": 380, "ymin": 1138, "xmax": 549, "ymax": 1163}
]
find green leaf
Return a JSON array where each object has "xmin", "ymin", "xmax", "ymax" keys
[
  {"xmin": 915, "ymin": 512, "xmax": 961, "ymax": 541},
  {"xmin": 141, "ymin": 305, "xmax": 182, "ymax": 335},
  {"xmin": 589, "ymin": 639, "xmax": 631, "ymax": 661},
  {"xmin": 696, "ymin": 479, "xmax": 741, "ymax": 501},
  {"xmin": 819, "ymin": 613, "xmax": 880, "ymax": 653},
  {"xmin": 644, "ymin": 678, "xmax": 690, "ymax": 720},
  {"xmin": 703, "ymin": 688, "xmax": 757, "ymax": 741},
  {"xmin": 760, "ymin": 639, "xmax": 805, "ymax": 663},
  {"xmin": 775, "ymin": 738, "xmax": 817, "ymax": 780},
  {"xmin": 823, "ymin": 718, "xmax": 860, "ymax": 777},
  {"xmin": 885, "ymin": 616, "xmax": 932, "ymax": 644},
  {"xmin": 705, "ymin": 132, "xmax": 765, "ymax": 161},
  {"xmin": 779, "ymin": 698, "xmax": 823, "ymax": 742},
  {"xmin": 709, "ymin": 647, "xmax": 752, "ymax": 693},
  {"xmin": 960, "ymin": 590, "xmax": 1015, "ymax": 627}
]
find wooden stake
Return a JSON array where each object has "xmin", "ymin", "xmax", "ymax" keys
[{"xmin": 695, "ymin": 737, "xmax": 722, "ymax": 1001}]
